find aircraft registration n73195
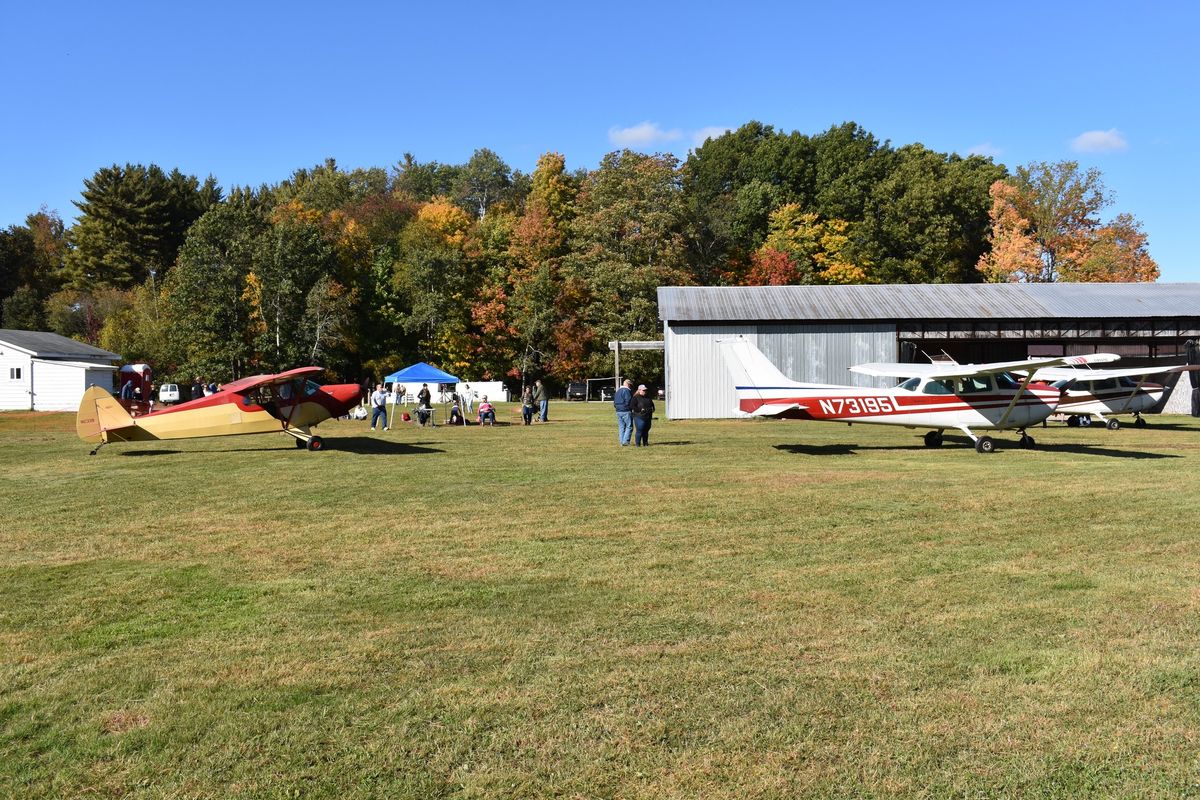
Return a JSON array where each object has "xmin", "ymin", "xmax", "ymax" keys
[{"xmin": 719, "ymin": 336, "xmax": 1119, "ymax": 453}]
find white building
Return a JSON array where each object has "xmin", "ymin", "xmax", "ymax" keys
[{"xmin": 0, "ymin": 330, "xmax": 120, "ymax": 412}]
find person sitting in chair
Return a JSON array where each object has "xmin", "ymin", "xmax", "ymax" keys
[{"xmin": 477, "ymin": 396, "xmax": 496, "ymax": 426}]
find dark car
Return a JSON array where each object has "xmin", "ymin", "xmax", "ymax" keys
[
  {"xmin": 600, "ymin": 386, "xmax": 615, "ymax": 402},
  {"xmin": 566, "ymin": 381, "xmax": 587, "ymax": 401}
]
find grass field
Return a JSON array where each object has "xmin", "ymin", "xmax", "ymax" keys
[{"xmin": 3, "ymin": 402, "xmax": 1200, "ymax": 798}]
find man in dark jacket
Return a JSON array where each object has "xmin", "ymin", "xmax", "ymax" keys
[
  {"xmin": 630, "ymin": 384, "xmax": 655, "ymax": 447},
  {"xmin": 613, "ymin": 379, "xmax": 633, "ymax": 446},
  {"xmin": 533, "ymin": 379, "xmax": 548, "ymax": 422}
]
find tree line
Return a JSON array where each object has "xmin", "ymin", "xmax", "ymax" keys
[{"xmin": 0, "ymin": 121, "xmax": 1158, "ymax": 389}]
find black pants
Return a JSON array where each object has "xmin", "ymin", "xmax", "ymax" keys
[{"xmin": 633, "ymin": 415, "xmax": 651, "ymax": 446}]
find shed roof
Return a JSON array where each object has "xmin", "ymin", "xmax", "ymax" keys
[
  {"xmin": 658, "ymin": 283, "xmax": 1200, "ymax": 323},
  {"xmin": 0, "ymin": 329, "xmax": 120, "ymax": 360}
]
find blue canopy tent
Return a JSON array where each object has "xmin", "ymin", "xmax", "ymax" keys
[{"xmin": 384, "ymin": 362, "xmax": 461, "ymax": 426}]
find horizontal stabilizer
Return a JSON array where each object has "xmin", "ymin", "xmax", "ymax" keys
[{"xmin": 748, "ymin": 402, "xmax": 802, "ymax": 417}]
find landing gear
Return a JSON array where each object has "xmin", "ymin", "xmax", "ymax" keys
[
  {"xmin": 1106, "ymin": 418, "xmax": 1121, "ymax": 431},
  {"xmin": 1066, "ymin": 415, "xmax": 1081, "ymax": 428},
  {"xmin": 923, "ymin": 430, "xmax": 944, "ymax": 448},
  {"xmin": 974, "ymin": 435, "xmax": 995, "ymax": 454},
  {"xmin": 306, "ymin": 435, "xmax": 324, "ymax": 451},
  {"xmin": 295, "ymin": 437, "xmax": 307, "ymax": 449},
  {"xmin": 1019, "ymin": 433, "xmax": 1036, "ymax": 450},
  {"xmin": 1134, "ymin": 414, "xmax": 1148, "ymax": 428}
]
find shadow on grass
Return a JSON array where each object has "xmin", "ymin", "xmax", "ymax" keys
[
  {"xmin": 649, "ymin": 440, "xmax": 695, "ymax": 446},
  {"xmin": 773, "ymin": 439, "xmax": 1180, "ymax": 459},
  {"xmin": 117, "ymin": 439, "xmax": 444, "ymax": 457}
]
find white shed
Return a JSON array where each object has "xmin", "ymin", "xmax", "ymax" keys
[{"xmin": 0, "ymin": 329, "xmax": 119, "ymax": 412}]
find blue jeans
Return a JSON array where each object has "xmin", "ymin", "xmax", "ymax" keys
[
  {"xmin": 480, "ymin": 410, "xmax": 496, "ymax": 425},
  {"xmin": 633, "ymin": 415, "xmax": 651, "ymax": 446},
  {"xmin": 522, "ymin": 404, "xmax": 534, "ymax": 424},
  {"xmin": 371, "ymin": 406, "xmax": 387, "ymax": 429},
  {"xmin": 539, "ymin": 400, "xmax": 548, "ymax": 421},
  {"xmin": 616, "ymin": 411, "xmax": 632, "ymax": 445}
]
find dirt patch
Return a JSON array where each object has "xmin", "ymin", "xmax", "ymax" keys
[{"xmin": 101, "ymin": 710, "xmax": 150, "ymax": 734}]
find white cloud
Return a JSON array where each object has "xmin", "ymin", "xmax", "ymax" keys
[
  {"xmin": 608, "ymin": 122, "xmax": 684, "ymax": 148},
  {"xmin": 967, "ymin": 142, "xmax": 1002, "ymax": 158},
  {"xmin": 1070, "ymin": 128, "xmax": 1129, "ymax": 153},
  {"xmin": 692, "ymin": 126, "xmax": 733, "ymax": 147}
]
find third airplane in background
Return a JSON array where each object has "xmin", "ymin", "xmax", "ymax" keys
[
  {"xmin": 719, "ymin": 337, "xmax": 1119, "ymax": 453},
  {"xmin": 1016, "ymin": 364, "xmax": 1199, "ymax": 430}
]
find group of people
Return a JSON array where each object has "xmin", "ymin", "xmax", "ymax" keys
[
  {"xmin": 519, "ymin": 380, "xmax": 549, "ymax": 425},
  {"xmin": 369, "ymin": 381, "xmax": 510, "ymax": 429},
  {"xmin": 189, "ymin": 378, "xmax": 219, "ymax": 400},
  {"xmin": 613, "ymin": 379, "xmax": 656, "ymax": 446}
]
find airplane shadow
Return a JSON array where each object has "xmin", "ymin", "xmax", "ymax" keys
[
  {"xmin": 116, "ymin": 439, "xmax": 444, "ymax": 457},
  {"xmin": 773, "ymin": 440, "xmax": 1179, "ymax": 459},
  {"xmin": 649, "ymin": 440, "xmax": 694, "ymax": 447}
]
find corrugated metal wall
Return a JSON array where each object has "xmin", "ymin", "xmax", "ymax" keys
[{"xmin": 665, "ymin": 322, "xmax": 897, "ymax": 419}]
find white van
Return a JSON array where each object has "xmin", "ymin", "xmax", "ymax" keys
[{"xmin": 158, "ymin": 383, "xmax": 181, "ymax": 405}]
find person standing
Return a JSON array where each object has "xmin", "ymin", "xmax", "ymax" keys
[
  {"xmin": 417, "ymin": 383, "xmax": 432, "ymax": 425},
  {"xmin": 463, "ymin": 383, "xmax": 474, "ymax": 415},
  {"xmin": 370, "ymin": 383, "xmax": 389, "ymax": 431},
  {"xmin": 521, "ymin": 384, "xmax": 535, "ymax": 425},
  {"xmin": 630, "ymin": 384, "xmax": 655, "ymax": 447},
  {"xmin": 613, "ymin": 379, "xmax": 633, "ymax": 446},
  {"xmin": 190, "ymin": 377, "xmax": 204, "ymax": 401},
  {"xmin": 533, "ymin": 379, "xmax": 548, "ymax": 422}
]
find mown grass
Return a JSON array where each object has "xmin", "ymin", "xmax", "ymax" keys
[{"xmin": 3, "ymin": 404, "xmax": 1200, "ymax": 798}]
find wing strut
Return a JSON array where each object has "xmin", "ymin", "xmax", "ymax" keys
[{"xmin": 997, "ymin": 371, "xmax": 1039, "ymax": 428}]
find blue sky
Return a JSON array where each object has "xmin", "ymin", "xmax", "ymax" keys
[{"xmin": 2, "ymin": 1, "xmax": 1197, "ymax": 279}]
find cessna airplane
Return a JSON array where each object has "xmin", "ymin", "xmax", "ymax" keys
[
  {"xmin": 76, "ymin": 367, "xmax": 361, "ymax": 454},
  {"xmin": 1017, "ymin": 364, "xmax": 1198, "ymax": 430},
  {"xmin": 718, "ymin": 337, "xmax": 1119, "ymax": 453}
]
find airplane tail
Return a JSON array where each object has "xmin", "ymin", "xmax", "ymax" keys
[
  {"xmin": 717, "ymin": 336, "xmax": 831, "ymax": 417},
  {"xmin": 76, "ymin": 385, "xmax": 148, "ymax": 443}
]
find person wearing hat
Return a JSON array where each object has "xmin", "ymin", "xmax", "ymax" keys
[
  {"xmin": 630, "ymin": 384, "xmax": 655, "ymax": 447},
  {"xmin": 613, "ymin": 379, "xmax": 633, "ymax": 446}
]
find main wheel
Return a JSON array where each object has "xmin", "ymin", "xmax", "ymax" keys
[
  {"xmin": 1134, "ymin": 416, "xmax": 1148, "ymax": 428},
  {"xmin": 1106, "ymin": 418, "xmax": 1120, "ymax": 431},
  {"xmin": 295, "ymin": 437, "xmax": 307, "ymax": 449},
  {"xmin": 306, "ymin": 435, "xmax": 324, "ymax": 451},
  {"xmin": 975, "ymin": 436, "xmax": 995, "ymax": 454},
  {"xmin": 923, "ymin": 430, "xmax": 943, "ymax": 448},
  {"xmin": 1066, "ymin": 415, "xmax": 1080, "ymax": 428}
]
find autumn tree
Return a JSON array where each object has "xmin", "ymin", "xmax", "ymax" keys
[{"xmin": 977, "ymin": 161, "xmax": 1158, "ymax": 282}]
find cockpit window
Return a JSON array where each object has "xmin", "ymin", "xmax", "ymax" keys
[
  {"xmin": 304, "ymin": 379, "xmax": 321, "ymax": 396},
  {"xmin": 956, "ymin": 376, "xmax": 991, "ymax": 394},
  {"xmin": 1118, "ymin": 376, "xmax": 1137, "ymax": 388},
  {"xmin": 921, "ymin": 379, "xmax": 954, "ymax": 395},
  {"xmin": 898, "ymin": 377, "xmax": 920, "ymax": 391},
  {"xmin": 994, "ymin": 372, "xmax": 1023, "ymax": 390}
]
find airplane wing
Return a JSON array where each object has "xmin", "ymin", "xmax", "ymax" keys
[
  {"xmin": 219, "ymin": 367, "xmax": 327, "ymax": 395},
  {"xmin": 850, "ymin": 353, "xmax": 1120, "ymax": 380},
  {"xmin": 1016, "ymin": 364, "xmax": 1200, "ymax": 382}
]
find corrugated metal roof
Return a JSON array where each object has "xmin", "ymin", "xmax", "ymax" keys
[
  {"xmin": 0, "ymin": 329, "xmax": 120, "ymax": 360},
  {"xmin": 658, "ymin": 283, "xmax": 1200, "ymax": 322}
]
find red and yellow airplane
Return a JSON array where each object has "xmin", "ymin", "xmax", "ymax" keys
[{"xmin": 76, "ymin": 367, "xmax": 361, "ymax": 454}]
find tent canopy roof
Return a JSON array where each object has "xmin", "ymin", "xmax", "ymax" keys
[{"xmin": 384, "ymin": 362, "xmax": 460, "ymax": 385}]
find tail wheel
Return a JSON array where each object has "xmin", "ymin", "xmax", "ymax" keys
[
  {"xmin": 1106, "ymin": 418, "xmax": 1120, "ymax": 431},
  {"xmin": 975, "ymin": 436, "xmax": 995, "ymax": 454},
  {"xmin": 923, "ymin": 430, "xmax": 943, "ymax": 448},
  {"xmin": 306, "ymin": 435, "xmax": 324, "ymax": 451}
]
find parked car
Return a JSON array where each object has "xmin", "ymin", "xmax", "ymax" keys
[
  {"xmin": 158, "ymin": 383, "xmax": 181, "ymax": 405},
  {"xmin": 600, "ymin": 386, "xmax": 615, "ymax": 402},
  {"xmin": 566, "ymin": 381, "xmax": 587, "ymax": 401}
]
